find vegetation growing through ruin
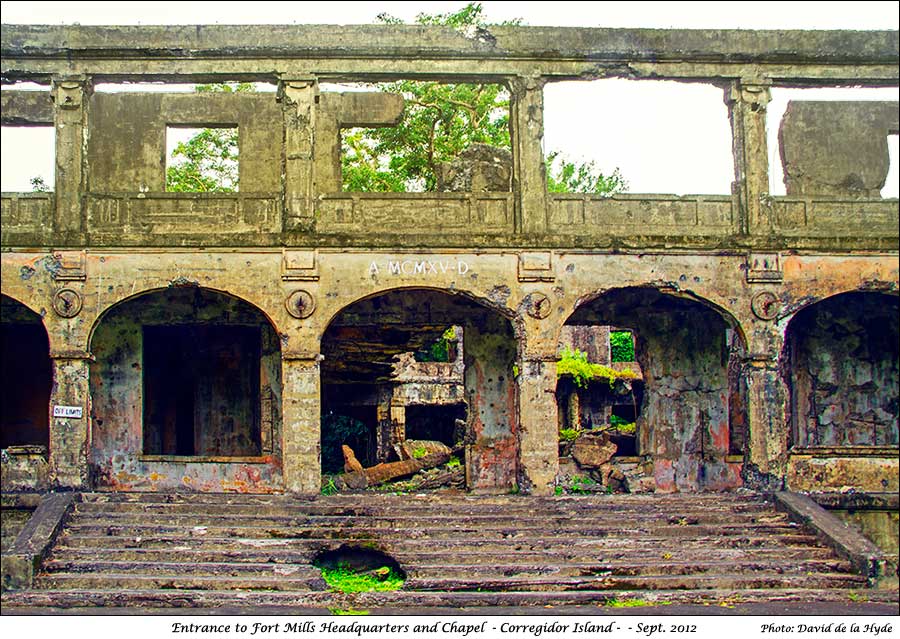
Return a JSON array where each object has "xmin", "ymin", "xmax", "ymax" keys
[
  {"xmin": 556, "ymin": 346, "xmax": 637, "ymax": 389},
  {"xmin": 610, "ymin": 330, "xmax": 635, "ymax": 362},
  {"xmin": 555, "ymin": 474, "xmax": 603, "ymax": 495},
  {"xmin": 414, "ymin": 327, "xmax": 458, "ymax": 362},
  {"xmin": 29, "ymin": 176, "xmax": 50, "ymax": 192},
  {"xmin": 546, "ymin": 152, "xmax": 628, "ymax": 195},
  {"xmin": 610, "ymin": 414, "xmax": 636, "ymax": 434},
  {"xmin": 156, "ymin": 6, "xmax": 627, "ymax": 195},
  {"xmin": 330, "ymin": 608, "xmax": 371, "ymax": 615},
  {"xmin": 342, "ymin": 3, "xmax": 627, "ymax": 195},
  {"xmin": 319, "ymin": 564, "xmax": 405, "ymax": 593}
]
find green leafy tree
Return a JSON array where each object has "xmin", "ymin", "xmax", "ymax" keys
[
  {"xmin": 610, "ymin": 330, "xmax": 635, "ymax": 362},
  {"xmin": 161, "ymin": 7, "xmax": 626, "ymax": 196},
  {"xmin": 546, "ymin": 152, "xmax": 627, "ymax": 196},
  {"xmin": 343, "ymin": 3, "xmax": 625, "ymax": 195}
]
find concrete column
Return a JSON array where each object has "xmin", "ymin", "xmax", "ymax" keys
[
  {"xmin": 51, "ymin": 76, "xmax": 92, "ymax": 236},
  {"xmin": 48, "ymin": 352, "xmax": 92, "ymax": 489},
  {"xmin": 281, "ymin": 354, "xmax": 321, "ymax": 493},
  {"xmin": 390, "ymin": 390, "xmax": 407, "ymax": 444},
  {"xmin": 743, "ymin": 352, "xmax": 791, "ymax": 490},
  {"xmin": 517, "ymin": 356, "xmax": 559, "ymax": 495},
  {"xmin": 374, "ymin": 384, "xmax": 403, "ymax": 463},
  {"xmin": 726, "ymin": 80, "xmax": 772, "ymax": 236},
  {"xmin": 464, "ymin": 316, "xmax": 519, "ymax": 493},
  {"xmin": 278, "ymin": 76, "xmax": 318, "ymax": 232},
  {"xmin": 510, "ymin": 75, "xmax": 549, "ymax": 235}
]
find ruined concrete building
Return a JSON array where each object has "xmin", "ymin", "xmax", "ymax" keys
[{"xmin": 0, "ymin": 24, "xmax": 897, "ymax": 502}]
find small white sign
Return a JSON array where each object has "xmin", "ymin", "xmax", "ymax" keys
[{"xmin": 53, "ymin": 405, "xmax": 83, "ymax": 419}]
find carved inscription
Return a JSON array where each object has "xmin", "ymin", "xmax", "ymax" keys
[{"xmin": 368, "ymin": 259, "xmax": 470, "ymax": 277}]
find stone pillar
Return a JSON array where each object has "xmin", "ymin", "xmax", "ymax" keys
[
  {"xmin": 464, "ymin": 316, "xmax": 519, "ymax": 492},
  {"xmin": 278, "ymin": 76, "xmax": 318, "ymax": 232},
  {"xmin": 390, "ymin": 389, "xmax": 407, "ymax": 444},
  {"xmin": 566, "ymin": 389, "xmax": 581, "ymax": 431},
  {"xmin": 742, "ymin": 352, "xmax": 791, "ymax": 490},
  {"xmin": 510, "ymin": 75, "xmax": 549, "ymax": 235},
  {"xmin": 726, "ymin": 80, "xmax": 772, "ymax": 236},
  {"xmin": 48, "ymin": 352, "xmax": 92, "ymax": 489},
  {"xmin": 51, "ymin": 76, "xmax": 92, "ymax": 235},
  {"xmin": 517, "ymin": 356, "xmax": 559, "ymax": 495},
  {"xmin": 281, "ymin": 354, "xmax": 321, "ymax": 493},
  {"xmin": 374, "ymin": 384, "xmax": 404, "ymax": 462}
]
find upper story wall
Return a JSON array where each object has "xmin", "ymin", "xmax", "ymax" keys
[{"xmin": 1, "ymin": 24, "xmax": 898, "ymax": 251}]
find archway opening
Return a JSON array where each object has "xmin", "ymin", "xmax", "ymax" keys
[
  {"xmin": 560, "ymin": 287, "xmax": 745, "ymax": 493},
  {"xmin": 1, "ymin": 295, "xmax": 51, "ymax": 451},
  {"xmin": 785, "ymin": 291, "xmax": 899, "ymax": 448},
  {"xmin": 89, "ymin": 287, "xmax": 282, "ymax": 492},
  {"xmin": 320, "ymin": 288, "xmax": 517, "ymax": 493}
]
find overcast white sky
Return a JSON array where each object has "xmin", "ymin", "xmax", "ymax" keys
[{"xmin": 1, "ymin": 1, "xmax": 898, "ymax": 195}]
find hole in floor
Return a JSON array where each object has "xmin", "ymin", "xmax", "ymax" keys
[{"xmin": 313, "ymin": 545, "xmax": 406, "ymax": 593}]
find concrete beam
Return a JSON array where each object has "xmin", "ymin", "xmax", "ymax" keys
[
  {"xmin": 0, "ymin": 90, "xmax": 53, "ymax": 125},
  {"xmin": 2, "ymin": 25, "xmax": 897, "ymax": 84}
]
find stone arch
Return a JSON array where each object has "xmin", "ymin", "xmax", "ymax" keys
[
  {"xmin": 557, "ymin": 285, "xmax": 746, "ymax": 492},
  {"xmin": 87, "ymin": 283, "xmax": 282, "ymax": 353},
  {"xmin": 1, "ymin": 294, "xmax": 53, "ymax": 451},
  {"xmin": 88, "ymin": 286, "xmax": 284, "ymax": 492},
  {"xmin": 319, "ymin": 286, "xmax": 519, "ymax": 492},
  {"xmin": 783, "ymin": 290, "xmax": 899, "ymax": 449}
]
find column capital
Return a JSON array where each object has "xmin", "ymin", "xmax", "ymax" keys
[
  {"xmin": 282, "ymin": 351, "xmax": 323, "ymax": 363},
  {"xmin": 49, "ymin": 349, "xmax": 94, "ymax": 361},
  {"xmin": 726, "ymin": 79, "xmax": 772, "ymax": 108}
]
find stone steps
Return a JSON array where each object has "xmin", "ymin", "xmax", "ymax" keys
[
  {"xmin": 45, "ymin": 545, "xmax": 840, "ymax": 565},
  {"xmin": 58, "ymin": 522, "xmax": 805, "ymax": 540},
  {"xmin": 53, "ymin": 532, "xmax": 822, "ymax": 551},
  {"xmin": 34, "ymin": 572, "xmax": 326, "ymax": 592},
  {"xmin": 65, "ymin": 510, "xmax": 785, "ymax": 526},
  {"xmin": 5, "ymin": 587, "xmax": 896, "ymax": 611},
  {"xmin": 43, "ymin": 557, "xmax": 852, "ymax": 579},
  {"xmin": 3, "ymin": 491, "xmax": 891, "ymax": 611}
]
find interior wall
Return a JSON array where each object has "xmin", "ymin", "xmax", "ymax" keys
[{"xmin": 788, "ymin": 292, "xmax": 899, "ymax": 447}]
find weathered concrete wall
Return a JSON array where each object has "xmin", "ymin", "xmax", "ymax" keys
[
  {"xmin": 89, "ymin": 288, "xmax": 283, "ymax": 492},
  {"xmin": 786, "ymin": 292, "xmax": 898, "ymax": 448},
  {"xmin": 780, "ymin": 101, "xmax": 899, "ymax": 197},
  {"xmin": 464, "ymin": 312, "xmax": 519, "ymax": 493},
  {"xmin": 787, "ymin": 454, "xmax": 899, "ymax": 492},
  {"xmin": 88, "ymin": 92, "xmax": 282, "ymax": 193}
]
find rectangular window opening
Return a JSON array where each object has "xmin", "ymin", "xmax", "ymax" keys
[
  {"xmin": 0, "ymin": 125, "xmax": 55, "ymax": 193},
  {"xmin": 326, "ymin": 81, "xmax": 511, "ymax": 193},
  {"xmin": 543, "ymin": 79, "xmax": 734, "ymax": 196},
  {"xmin": 142, "ymin": 325, "xmax": 261, "ymax": 457},
  {"xmin": 165, "ymin": 125, "xmax": 239, "ymax": 193}
]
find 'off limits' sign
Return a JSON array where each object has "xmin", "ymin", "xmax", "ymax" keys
[
  {"xmin": 53, "ymin": 405, "xmax": 83, "ymax": 419},
  {"xmin": 368, "ymin": 258, "xmax": 470, "ymax": 277}
]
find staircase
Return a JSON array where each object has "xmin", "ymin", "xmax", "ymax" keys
[{"xmin": 2, "ymin": 491, "xmax": 893, "ymax": 611}]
